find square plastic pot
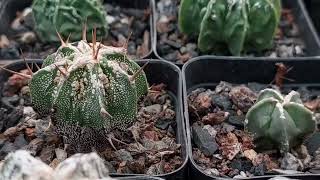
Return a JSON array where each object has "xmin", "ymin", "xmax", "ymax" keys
[
  {"xmin": 182, "ymin": 56, "xmax": 320, "ymax": 180},
  {"xmin": 153, "ymin": 0, "xmax": 320, "ymax": 66},
  {"xmin": 0, "ymin": 59, "xmax": 188, "ymax": 180},
  {"xmin": 0, "ymin": 0, "xmax": 154, "ymax": 60}
]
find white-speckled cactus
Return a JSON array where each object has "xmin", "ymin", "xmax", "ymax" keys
[
  {"xmin": 245, "ymin": 89, "xmax": 315, "ymax": 153},
  {"xmin": 1, "ymin": 29, "xmax": 149, "ymax": 152}
]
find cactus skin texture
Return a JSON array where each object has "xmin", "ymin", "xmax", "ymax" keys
[
  {"xmin": 178, "ymin": 0, "xmax": 281, "ymax": 56},
  {"xmin": 245, "ymin": 89, "xmax": 315, "ymax": 153},
  {"xmin": 32, "ymin": 0, "xmax": 108, "ymax": 42},
  {"xmin": 28, "ymin": 32, "xmax": 148, "ymax": 151}
]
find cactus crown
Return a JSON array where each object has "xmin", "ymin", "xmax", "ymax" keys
[
  {"xmin": 32, "ymin": 0, "xmax": 108, "ymax": 42},
  {"xmin": 245, "ymin": 89, "xmax": 315, "ymax": 153},
  {"xmin": 27, "ymin": 29, "xmax": 149, "ymax": 131},
  {"xmin": 178, "ymin": 0, "xmax": 281, "ymax": 55}
]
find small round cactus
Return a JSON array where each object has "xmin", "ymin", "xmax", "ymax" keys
[
  {"xmin": 32, "ymin": 0, "xmax": 108, "ymax": 42},
  {"xmin": 245, "ymin": 89, "xmax": 315, "ymax": 153},
  {"xmin": 1, "ymin": 29, "xmax": 149, "ymax": 152}
]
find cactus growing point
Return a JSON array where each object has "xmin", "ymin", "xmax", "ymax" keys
[
  {"xmin": 245, "ymin": 89, "xmax": 315, "ymax": 153},
  {"xmin": 1, "ymin": 28, "xmax": 149, "ymax": 152}
]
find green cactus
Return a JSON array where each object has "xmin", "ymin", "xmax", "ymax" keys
[
  {"xmin": 32, "ymin": 0, "xmax": 108, "ymax": 42},
  {"xmin": 23, "ymin": 30, "xmax": 148, "ymax": 151},
  {"xmin": 245, "ymin": 89, "xmax": 315, "ymax": 153},
  {"xmin": 178, "ymin": 0, "xmax": 281, "ymax": 56}
]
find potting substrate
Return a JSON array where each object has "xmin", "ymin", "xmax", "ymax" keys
[
  {"xmin": 155, "ymin": 0, "xmax": 320, "ymax": 64},
  {"xmin": 0, "ymin": 0, "xmax": 152, "ymax": 60},
  {"xmin": 0, "ymin": 60, "xmax": 187, "ymax": 180}
]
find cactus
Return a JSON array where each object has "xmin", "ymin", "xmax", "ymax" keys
[
  {"xmin": 1, "ymin": 29, "xmax": 149, "ymax": 152},
  {"xmin": 245, "ymin": 89, "xmax": 315, "ymax": 153},
  {"xmin": 32, "ymin": 0, "xmax": 108, "ymax": 42},
  {"xmin": 178, "ymin": 0, "xmax": 281, "ymax": 56}
]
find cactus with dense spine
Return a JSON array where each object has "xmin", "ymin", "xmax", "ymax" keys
[
  {"xmin": 1, "ymin": 29, "xmax": 149, "ymax": 152},
  {"xmin": 178, "ymin": 0, "xmax": 281, "ymax": 56},
  {"xmin": 245, "ymin": 89, "xmax": 315, "ymax": 153},
  {"xmin": 32, "ymin": 0, "xmax": 108, "ymax": 42}
]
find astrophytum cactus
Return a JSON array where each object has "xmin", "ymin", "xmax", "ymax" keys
[
  {"xmin": 178, "ymin": 0, "xmax": 281, "ymax": 56},
  {"xmin": 32, "ymin": 0, "xmax": 107, "ymax": 42},
  {"xmin": 1, "ymin": 29, "xmax": 148, "ymax": 152},
  {"xmin": 245, "ymin": 89, "xmax": 315, "ymax": 153}
]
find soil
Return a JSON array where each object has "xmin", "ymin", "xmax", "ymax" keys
[
  {"xmin": 187, "ymin": 81, "xmax": 320, "ymax": 178},
  {"xmin": 0, "ymin": 70, "xmax": 182, "ymax": 175},
  {"xmin": 0, "ymin": 3, "xmax": 151, "ymax": 60},
  {"xmin": 156, "ymin": 0, "xmax": 307, "ymax": 64}
]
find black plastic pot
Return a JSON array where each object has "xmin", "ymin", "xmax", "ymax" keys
[
  {"xmin": 0, "ymin": 0, "xmax": 154, "ymax": 60},
  {"xmin": 182, "ymin": 56, "xmax": 320, "ymax": 180},
  {"xmin": 304, "ymin": 0, "xmax": 320, "ymax": 35},
  {"xmin": 153, "ymin": 0, "xmax": 320, "ymax": 66},
  {"xmin": 0, "ymin": 59, "xmax": 188, "ymax": 180},
  {"xmin": 117, "ymin": 176, "xmax": 165, "ymax": 180}
]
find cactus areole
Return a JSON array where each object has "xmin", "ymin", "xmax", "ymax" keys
[
  {"xmin": 24, "ymin": 30, "xmax": 149, "ymax": 150},
  {"xmin": 245, "ymin": 89, "xmax": 315, "ymax": 153}
]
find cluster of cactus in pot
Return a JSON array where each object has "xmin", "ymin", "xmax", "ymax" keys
[
  {"xmin": 245, "ymin": 89, "xmax": 316, "ymax": 153},
  {"xmin": 32, "ymin": 0, "xmax": 108, "ymax": 42},
  {"xmin": 1, "ymin": 28, "xmax": 149, "ymax": 152},
  {"xmin": 178, "ymin": 0, "xmax": 281, "ymax": 56}
]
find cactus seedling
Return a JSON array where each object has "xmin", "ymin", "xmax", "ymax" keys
[
  {"xmin": 1, "ymin": 28, "xmax": 149, "ymax": 152},
  {"xmin": 32, "ymin": 0, "xmax": 108, "ymax": 42},
  {"xmin": 245, "ymin": 89, "xmax": 315, "ymax": 153},
  {"xmin": 178, "ymin": 0, "xmax": 281, "ymax": 56}
]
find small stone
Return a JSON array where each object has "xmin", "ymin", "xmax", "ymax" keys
[
  {"xmin": 115, "ymin": 149, "xmax": 133, "ymax": 162},
  {"xmin": 143, "ymin": 104, "xmax": 162, "ymax": 114},
  {"xmin": 55, "ymin": 148, "xmax": 67, "ymax": 162},
  {"xmin": 13, "ymin": 134, "xmax": 28, "ymax": 148},
  {"xmin": 227, "ymin": 115, "xmax": 245, "ymax": 128},
  {"xmin": 203, "ymin": 125, "xmax": 217, "ymax": 137},
  {"xmin": 39, "ymin": 145, "xmax": 55, "ymax": 164},
  {"xmin": 21, "ymin": 138, "xmax": 44, "ymax": 156},
  {"xmin": 155, "ymin": 119, "xmax": 173, "ymax": 130},
  {"xmin": 280, "ymin": 153, "xmax": 304, "ymax": 171},
  {"xmin": 143, "ymin": 131, "xmax": 159, "ymax": 141},
  {"xmin": 221, "ymin": 123, "xmax": 235, "ymax": 132},
  {"xmin": 211, "ymin": 94, "xmax": 232, "ymax": 110},
  {"xmin": 23, "ymin": 106, "xmax": 36, "ymax": 118},
  {"xmin": 229, "ymin": 85, "xmax": 257, "ymax": 112},
  {"xmin": 0, "ymin": 150, "xmax": 53, "ymax": 180},
  {"xmin": 0, "ymin": 142, "xmax": 17, "ymax": 159},
  {"xmin": 53, "ymin": 152, "xmax": 111, "ymax": 180},
  {"xmin": 243, "ymin": 149, "xmax": 257, "ymax": 162},
  {"xmin": 203, "ymin": 168, "xmax": 219, "ymax": 176},
  {"xmin": 251, "ymin": 163, "xmax": 266, "ymax": 176},
  {"xmin": 202, "ymin": 111, "xmax": 229, "ymax": 125},
  {"xmin": 192, "ymin": 123, "xmax": 218, "ymax": 156},
  {"xmin": 104, "ymin": 161, "xmax": 116, "ymax": 173},
  {"xmin": 1, "ymin": 95, "xmax": 19, "ymax": 110},
  {"xmin": 146, "ymin": 162, "xmax": 164, "ymax": 175},
  {"xmin": 215, "ymin": 81, "xmax": 233, "ymax": 93},
  {"xmin": 304, "ymin": 132, "xmax": 320, "ymax": 156},
  {"xmin": 230, "ymin": 159, "xmax": 253, "ymax": 172},
  {"xmin": 49, "ymin": 158, "xmax": 60, "ymax": 169}
]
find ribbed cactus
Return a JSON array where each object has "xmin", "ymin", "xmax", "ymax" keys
[
  {"xmin": 32, "ymin": 0, "xmax": 108, "ymax": 42},
  {"xmin": 1, "ymin": 29, "xmax": 149, "ymax": 152},
  {"xmin": 178, "ymin": 0, "xmax": 281, "ymax": 56},
  {"xmin": 245, "ymin": 89, "xmax": 315, "ymax": 153}
]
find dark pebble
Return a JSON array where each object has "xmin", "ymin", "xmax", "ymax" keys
[
  {"xmin": 304, "ymin": 132, "xmax": 320, "ymax": 156},
  {"xmin": 0, "ymin": 142, "xmax": 17, "ymax": 159},
  {"xmin": 192, "ymin": 123, "xmax": 218, "ymax": 156},
  {"xmin": 230, "ymin": 159, "xmax": 253, "ymax": 172},
  {"xmin": 3, "ymin": 107, "xmax": 23, "ymax": 131},
  {"xmin": 104, "ymin": 161, "xmax": 116, "ymax": 173},
  {"xmin": 227, "ymin": 115, "xmax": 245, "ymax": 128},
  {"xmin": 164, "ymin": 39, "xmax": 181, "ymax": 49},
  {"xmin": 211, "ymin": 94, "xmax": 232, "ymax": 110},
  {"xmin": 155, "ymin": 119, "xmax": 173, "ymax": 130},
  {"xmin": 0, "ymin": 47, "xmax": 20, "ymax": 59},
  {"xmin": 250, "ymin": 164, "xmax": 266, "ymax": 176},
  {"xmin": 13, "ymin": 134, "xmax": 28, "ymax": 148},
  {"xmin": 1, "ymin": 95, "xmax": 20, "ymax": 110}
]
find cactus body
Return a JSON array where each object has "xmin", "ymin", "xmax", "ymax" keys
[
  {"xmin": 28, "ymin": 39, "xmax": 148, "ymax": 151},
  {"xmin": 245, "ymin": 89, "xmax": 315, "ymax": 152},
  {"xmin": 32, "ymin": 0, "xmax": 108, "ymax": 42},
  {"xmin": 178, "ymin": 0, "xmax": 281, "ymax": 55}
]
